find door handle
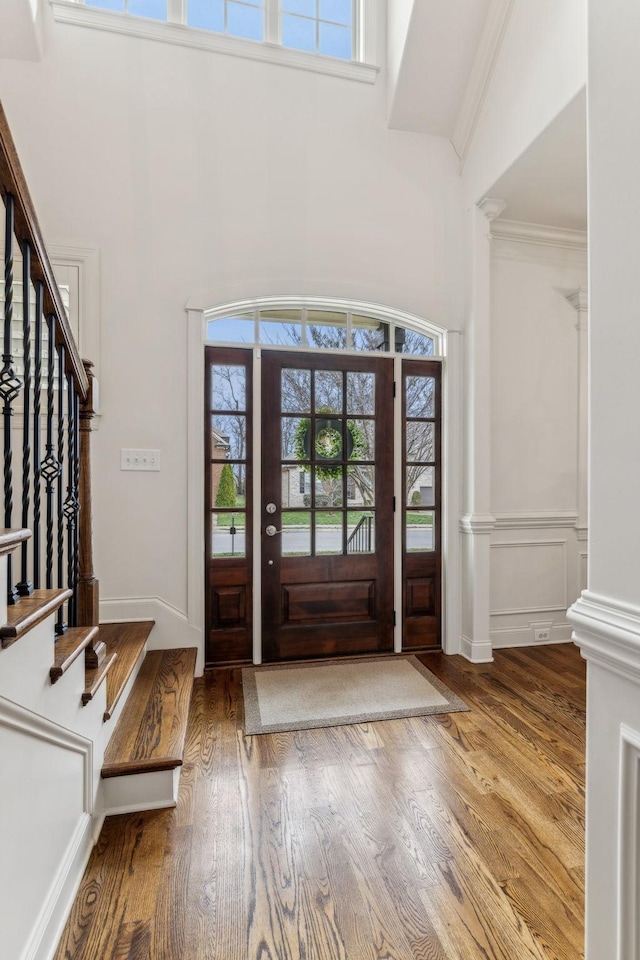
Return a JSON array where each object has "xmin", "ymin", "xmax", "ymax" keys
[{"xmin": 265, "ymin": 524, "xmax": 282, "ymax": 537}]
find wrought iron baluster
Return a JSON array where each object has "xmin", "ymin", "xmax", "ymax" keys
[
  {"xmin": 42, "ymin": 315, "xmax": 60, "ymax": 588},
  {"xmin": 17, "ymin": 240, "xmax": 33, "ymax": 595},
  {"xmin": 64, "ymin": 374, "xmax": 79, "ymax": 627},
  {"xmin": 56, "ymin": 342, "xmax": 66, "ymax": 634},
  {"xmin": 32, "ymin": 282, "xmax": 43, "ymax": 589},
  {"xmin": 1, "ymin": 193, "xmax": 22, "ymax": 604},
  {"xmin": 74, "ymin": 389, "xmax": 80, "ymax": 620}
]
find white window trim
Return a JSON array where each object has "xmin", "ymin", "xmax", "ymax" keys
[{"xmin": 49, "ymin": 0, "xmax": 380, "ymax": 84}]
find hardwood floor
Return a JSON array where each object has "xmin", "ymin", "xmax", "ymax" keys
[{"xmin": 54, "ymin": 644, "xmax": 585, "ymax": 960}]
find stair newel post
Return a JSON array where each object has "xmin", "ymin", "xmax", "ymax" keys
[
  {"xmin": 17, "ymin": 239, "xmax": 33, "ymax": 596},
  {"xmin": 32, "ymin": 281, "xmax": 43, "ymax": 589},
  {"xmin": 56, "ymin": 342, "xmax": 66, "ymax": 635},
  {"xmin": 78, "ymin": 359, "xmax": 104, "ymax": 668},
  {"xmin": 1, "ymin": 193, "xmax": 21, "ymax": 604}
]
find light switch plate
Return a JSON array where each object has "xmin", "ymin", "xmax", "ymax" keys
[{"xmin": 121, "ymin": 449, "xmax": 161, "ymax": 471}]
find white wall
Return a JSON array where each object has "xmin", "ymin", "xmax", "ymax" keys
[
  {"xmin": 489, "ymin": 229, "xmax": 586, "ymax": 648},
  {"xmin": 463, "ymin": 0, "xmax": 586, "ymax": 204},
  {"xmin": 568, "ymin": 3, "xmax": 640, "ymax": 958},
  {"xmin": 0, "ymin": 8, "xmax": 467, "ymax": 649}
]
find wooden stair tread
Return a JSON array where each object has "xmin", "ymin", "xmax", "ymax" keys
[
  {"xmin": 100, "ymin": 620, "xmax": 155, "ymax": 721},
  {"xmin": 83, "ymin": 650, "xmax": 118, "ymax": 705},
  {"xmin": 50, "ymin": 625, "xmax": 99, "ymax": 683},
  {"xmin": 102, "ymin": 648, "xmax": 197, "ymax": 778},
  {"xmin": 0, "ymin": 588, "xmax": 72, "ymax": 648},
  {"xmin": 0, "ymin": 527, "xmax": 30, "ymax": 557}
]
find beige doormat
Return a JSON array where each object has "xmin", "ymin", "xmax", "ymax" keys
[{"xmin": 242, "ymin": 655, "xmax": 469, "ymax": 735}]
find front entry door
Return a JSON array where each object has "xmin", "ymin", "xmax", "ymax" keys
[{"xmin": 261, "ymin": 351, "xmax": 394, "ymax": 662}]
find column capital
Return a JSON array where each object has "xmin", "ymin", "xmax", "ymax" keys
[
  {"xmin": 478, "ymin": 197, "xmax": 507, "ymax": 222},
  {"xmin": 565, "ymin": 288, "xmax": 588, "ymax": 313}
]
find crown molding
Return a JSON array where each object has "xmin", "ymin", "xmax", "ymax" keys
[
  {"xmin": 490, "ymin": 219, "xmax": 588, "ymax": 251},
  {"xmin": 478, "ymin": 197, "xmax": 507, "ymax": 222},
  {"xmin": 454, "ymin": 0, "xmax": 516, "ymax": 163}
]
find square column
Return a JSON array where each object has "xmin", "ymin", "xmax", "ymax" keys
[{"xmin": 460, "ymin": 198, "xmax": 504, "ymax": 663}]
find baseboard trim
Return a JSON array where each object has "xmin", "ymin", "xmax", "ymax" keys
[
  {"xmin": 27, "ymin": 812, "xmax": 96, "ymax": 960},
  {"xmin": 100, "ymin": 597, "xmax": 203, "ymax": 675},
  {"xmin": 460, "ymin": 634, "xmax": 494, "ymax": 663},
  {"xmin": 491, "ymin": 625, "xmax": 573, "ymax": 649}
]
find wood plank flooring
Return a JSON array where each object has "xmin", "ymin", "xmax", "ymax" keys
[{"xmin": 54, "ymin": 643, "xmax": 585, "ymax": 960}]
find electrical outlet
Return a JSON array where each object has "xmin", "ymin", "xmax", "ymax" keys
[
  {"xmin": 120, "ymin": 449, "xmax": 161, "ymax": 472},
  {"xmin": 534, "ymin": 627, "xmax": 550, "ymax": 643}
]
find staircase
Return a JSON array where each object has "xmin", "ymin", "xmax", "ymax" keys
[
  {"xmin": 0, "ymin": 538, "xmax": 196, "ymax": 811},
  {"xmin": 0, "ymin": 102, "xmax": 197, "ymax": 960},
  {"xmin": 0, "ymin": 529, "xmax": 196, "ymax": 960}
]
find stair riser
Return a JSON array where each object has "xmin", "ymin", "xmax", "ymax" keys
[
  {"xmin": 0, "ymin": 615, "xmax": 107, "ymax": 739},
  {"xmin": 101, "ymin": 766, "xmax": 181, "ymax": 816}
]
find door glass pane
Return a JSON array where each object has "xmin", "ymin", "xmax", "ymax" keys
[
  {"xmin": 346, "ymin": 372, "xmax": 375, "ymax": 415},
  {"xmin": 350, "ymin": 419, "xmax": 375, "ymax": 460},
  {"xmin": 282, "ymin": 417, "xmax": 307, "ymax": 460},
  {"xmin": 211, "ymin": 414, "xmax": 247, "ymax": 460},
  {"xmin": 207, "ymin": 315, "xmax": 255, "ymax": 344},
  {"xmin": 211, "ymin": 511, "xmax": 245, "ymax": 557},
  {"xmin": 314, "ymin": 418, "xmax": 344, "ymax": 462},
  {"xmin": 282, "ymin": 512, "xmax": 311, "ymax": 556},
  {"xmin": 347, "ymin": 511, "xmax": 375, "ymax": 554},
  {"xmin": 406, "ymin": 422, "xmax": 435, "ymax": 463},
  {"xmin": 315, "ymin": 370, "xmax": 342, "ymax": 412},
  {"xmin": 407, "ymin": 466, "xmax": 434, "ymax": 507},
  {"xmin": 406, "ymin": 375, "xmax": 435, "ymax": 418},
  {"xmin": 314, "ymin": 466, "xmax": 343, "ymax": 508},
  {"xmin": 282, "ymin": 466, "xmax": 308, "ymax": 508},
  {"xmin": 212, "ymin": 365, "xmax": 246, "ymax": 411},
  {"xmin": 315, "ymin": 512, "xmax": 342, "ymax": 554},
  {"xmin": 348, "ymin": 465, "xmax": 374, "ymax": 507},
  {"xmin": 212, "ymin": 463, "xmax": 246, "ymax": 506},
  {"xmin": 406, "ymin": 512, "xmax": 435, "ymax": 553},
  {"xmin": 281, "ymin": 368, "xmax": 311, "ymax": 413}
]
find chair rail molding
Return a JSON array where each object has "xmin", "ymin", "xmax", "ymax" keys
[
  {"xmin": 493, "ymin": 510, "xmax": 578, "ymax": 529},
  {"xmin": 569, "ymin": 590, "xmax": 640, "ymax": 684}
]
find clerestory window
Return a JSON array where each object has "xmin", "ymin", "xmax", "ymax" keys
[{"xmin": 74, "ymin": 0, "xmax": 363, "ymax": 62}]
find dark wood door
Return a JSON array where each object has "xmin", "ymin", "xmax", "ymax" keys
[{"xmin": 261, "ymin": 351, "xmax": 394, "ymax": 662}]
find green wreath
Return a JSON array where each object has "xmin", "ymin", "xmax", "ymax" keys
[{"xmin": 292, "ymin": 408, "xmax": 366, "ymax": 479}]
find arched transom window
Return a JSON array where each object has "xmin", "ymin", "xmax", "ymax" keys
[{"xmin": 205, "ymin": 300, "xmax": 442, "ymax": 357}]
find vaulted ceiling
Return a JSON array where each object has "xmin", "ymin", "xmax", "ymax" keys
[{"xmin": 388, "ymin": 0, "xmax": 587, "ymax": 232}]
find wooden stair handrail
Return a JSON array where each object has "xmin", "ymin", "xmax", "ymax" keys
[{"xmin": 0, "ymin": 99, "xmax": 88, "ymax": 400}]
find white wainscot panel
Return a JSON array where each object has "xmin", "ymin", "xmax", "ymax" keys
[
  {"xmin": 620, "ymin": 723, "xmax": 640, "ymax": 959},
  {"xmin": 490, "ymin": 539, "xmax": 568, "ymax": 616},
  {"xmin": 0, "ymin": 698, "xmax": 93, "ymax": 960}
]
